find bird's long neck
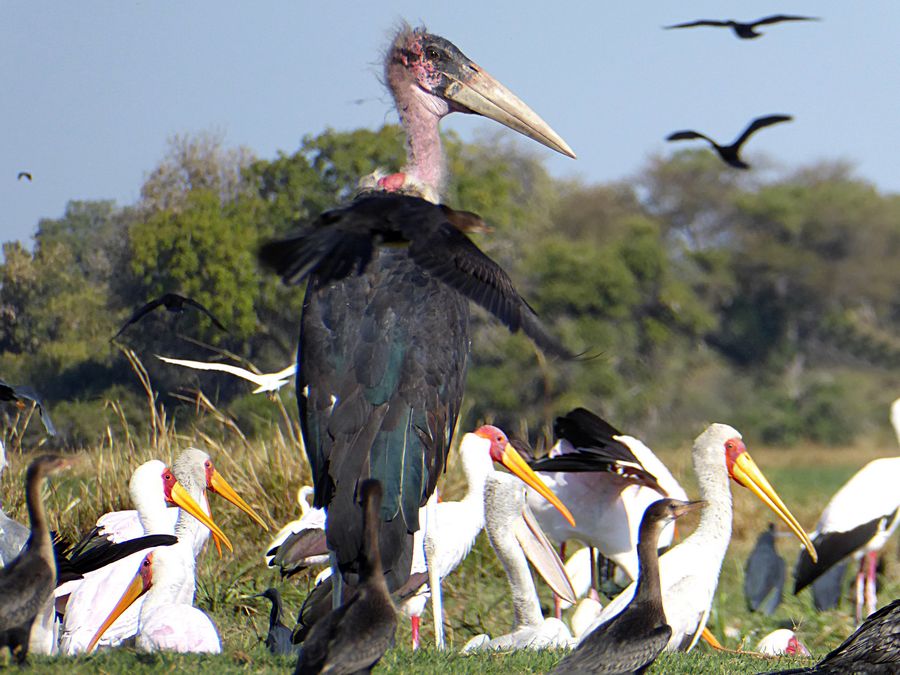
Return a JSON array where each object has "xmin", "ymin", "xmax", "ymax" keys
[
  {"xmin": 681, "ymin": 454, "xmax": 733, "ymax": 573},
  {"xmin": 269, "ymin": 593, "xmax": 284, "ymax": 628},
  {"xmin": 392, "ymin": 82, "xmax": 446, "ymax": 195},
  {"xmin": 631, "ymin": 519, "xmax": 665, "ymax": 614},
  {"xmin": 485, "ymin": 475, "xmax": 544, "ymax": 629},
  {"xmin": 25, "ymin": 464, "xmax": 54, "ymax": 562},
  {"xmin": 360, "ymin": 489, "xmax": 388, "ymax": 592}
]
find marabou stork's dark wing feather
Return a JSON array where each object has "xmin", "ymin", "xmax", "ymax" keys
[{"xmin": 733, "ymin": 115, "xmax": 793, "ymax": 150}]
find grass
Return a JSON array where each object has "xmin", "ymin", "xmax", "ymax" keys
[{"xmin": 2, "ymin": 377, "xmax": 898, "ymax": 672}]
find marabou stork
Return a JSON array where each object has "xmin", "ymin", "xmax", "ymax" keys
[
  {"xmin": 664, "ymin": 14, "xmax": 819, "ymax": 39},
  {"xmin": 57, "ymin": 453, "xmax": 244, "ymax": 654},
  {"xmin": 744, "ymin": 523, "xmax": 786, "ymax": 615},
  {"xmin": 579, "ymin": 424, "xmax": 817, "ymax": 652},
  {"xmin": 666, "ymin": 115, "xmax": 793, "ymax": 170},
  {"xmin": 527, "ymin": 409, "xmax": 689, "ymax": 582},
  {"xmin": 0, "ymin": 455, "xmax": 72, "ymax": 664},
  {"xmin": 762, "ymin": 600, "xmax": 900, "ymax": 674},
  {"xmin": 295, "ymin": 480, "xmax": 397, "ymax": 675},
  {"xmin": 552, "ymin": 498, "xmax": 705, "ymax": 675},
  {"xmin": 259, "ymin": 24, "xmax": 575, "ymax": 612}
]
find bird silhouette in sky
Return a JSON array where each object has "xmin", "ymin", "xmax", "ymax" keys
[
  {"xmin": 665, "ymin": 15, "xmax": 819, "ymax": 39},
  {"xmin": 111, "ymin": 292, "xmax": 227, "ymax": 340},
  {"xmin": 16, "ymin": 172, "xmax": 32, "ymax": 182},
  {"xmin": 0, "ymin": 379, "xmax": 56, "ymax": 435},
  {"xmin": 666, "ymin": 115, "xmax": 793, "ymax": 170}
]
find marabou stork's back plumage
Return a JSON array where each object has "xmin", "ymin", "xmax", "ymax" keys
[
  {"xmin": 0, "ymin": 455, "xmax": 71, "ymax": 663},
  {"xmin": 259, "ymin": 24, "xmax": 574, "ymax": 606}
]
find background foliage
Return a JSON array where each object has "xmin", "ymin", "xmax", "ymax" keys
[{"xmin": 3, "ymin": 128, "xmax": 900, "ymax": 450}]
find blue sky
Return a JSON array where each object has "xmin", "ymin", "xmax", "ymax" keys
[{"xmin": 3, "ymin": 2, "xmax": 898, "ymax": 246}]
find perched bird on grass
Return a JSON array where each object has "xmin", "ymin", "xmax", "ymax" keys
[
  {"xmin": 744, "ymin": 523, "xmax": 786, "ymax": 615},
  {"xmin": 0, "ymin": 455, "xmax": 72, "ymax": 664},
  {"xmin": 253, "ymin": 588, "xmax": 298, "ymax": 656}
]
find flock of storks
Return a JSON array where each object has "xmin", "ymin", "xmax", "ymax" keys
[{"xmin": 2, "ymin": 12, "xmax": 899, "ymax": 675}]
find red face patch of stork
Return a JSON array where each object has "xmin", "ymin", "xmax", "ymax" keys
[
  {"xmin": 161, "ymin": 467, "xmax": 179, "ymax": 504},
  {"xmin": 723, "ymin": 437, "xmax": 747, "ymax": 476},
  {"xmin": 474, "ymin": 424, "xmax": 508, "ymax": 463}
]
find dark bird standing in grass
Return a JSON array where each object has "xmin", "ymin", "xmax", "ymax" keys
[
  {"xmin": 254, "ymin": 588, "xmax": 298, "ymax": 656},
  {"xmin": 0, "ymin": 378, "xmax": 56, "ymax": 436},
  {"xmin": 0, "ymin": 455, "xmax": 72, "ymax": 663},
  {"xmin": 259, "ymin": 24, "xmax": 575, "ymax": 626},
  {"xmin": 764, "ymin": 599, "xmax": 900, "ymax": 674},
  {"xmin": 111, "ymin": 292, "xmax": 227, "ymax": 340},
  {"xmin": 552, "ymin": 498, "xmax": 705, "ymax": 674},
  {"xmin": 664, "ymin": 15, "xmax": 819, "ymax": 39},
  {"xmin": 744, "ymin": 523, "xmax": 785, "ymax": 615},
  {"xmin": 295, "ymin": 480, "xmax": 397, "ymax": 675},
  {"xmin": 666, "ymin": 115, "xmax": 793, "ymax": 170}
]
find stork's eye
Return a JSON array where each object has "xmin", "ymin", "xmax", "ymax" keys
[{"xmin": 426, "ymin": 46, "xmax": 442, "ymax": 61}]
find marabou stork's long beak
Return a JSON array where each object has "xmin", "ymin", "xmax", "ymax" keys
[
  {"xmin": 497, "ymin": 441, "xmax": 577, "ymax": 527},
  {"xmin": 515, "ymin": 505, "xmax": 577, "ymax": 604},
  {"xmin": 170, "ymin": 480, "xmax": 234, "ymax": 553},
  {"xmin": 208, "ymin": 468, "xmax": 269, "ymax": 532},
  {"xmin": 728, "ymin": 445, "xmax": 818, "ymax": 563},
  {"xmin": 443, "ymin": 60, "xmax": 576, "ymax": 159},
  {"xmin": 87, "ymin": 553, "xmax": 153, "ymax": 652}
]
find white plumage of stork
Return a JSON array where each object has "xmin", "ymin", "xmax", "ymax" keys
[
  {"xmin": 794, "ymin": 397, "xmax": 900, "ymax": 622},
  {"xmin": 526, "ymin": 409, "xmax": 688, "ymax": 582},
  {"xmin": 156, "ymin": 355, "xmax": 296, "ymax": 393},
  {"xmin": 580, "ymin": 423, "xmax": 817, "ymax": 652}
]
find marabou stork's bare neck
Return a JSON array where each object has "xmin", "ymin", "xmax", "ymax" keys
[{"xmin": 375, "ymin": 25, "xmax": 575, "ymax": 201}]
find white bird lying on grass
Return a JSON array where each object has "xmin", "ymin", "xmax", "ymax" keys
[{"xmin": 156, "ymin": 355, "xmax": 295, "ymax": 393}]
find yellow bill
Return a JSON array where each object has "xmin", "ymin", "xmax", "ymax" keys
[
  {"xmin": 499, "ymin": 442, "xmax": 576, "ymax": 527},
  {"xmin": 171, "ymin": 480, "xmax": 233, "ymax": 553},
  {"xmin": 208, "ymin": 468, "xmax": 269, "ymax": 531},
  {"xmin": 87, "ymin": 553, "xmax": 152, "ymax": 652},
  {"xmin": 731, "ymin": 450, "xmax": 818, "ymax": 563}
]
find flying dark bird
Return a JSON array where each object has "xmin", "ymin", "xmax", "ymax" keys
[
  {"xmin": 259, "ymin": 24, "xmax": 574, "ymax": 619},
  {"xmin": 16, "ymin": 172, "xmax": 32, "ymax": 182},
  {"xmin": 0, "ymin": 455, "xmax": 72, "ymax": 664},
  {"xmin": 295, "ymin": 480, "xmax": 397, "ymax": 675},
  {"xmin": 664, "ymin": 15, "xmax": 819, "ymax": 39},
  {"xmin": 744, "ymin": 523, "xmax": 786, "ymax": 615},
  {"xmin": 763, "ymin": 599, "xmax": 900, "ymax": 674},
  {"xmin": 111, "ymin": 292, "xmax": 227, "ymax": 340},
  {"xmin": 552, "ymin": 498, "xmax": 705, "ymax": 674},
  {"xmin": 666, "ymin": 115, "xmax": 793, "ymax": 170},
  {"xmin": 0, "ymin": 379, "xmax": 56, "ymax": 436},
  {"xmin": 254, "ymin": 588, "xmax": 298, "ymax": 656}
]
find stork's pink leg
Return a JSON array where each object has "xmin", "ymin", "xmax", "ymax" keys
[
  {"xmin": 864, "ymin": 551, "xmax": 878, "ymax": 619},
  {"xmin": 553, "ymin": 542, "xmax": 567, "ymax": 619},
  {"xmin": 855, "ymin": 556, "xmax": 865, "ymax": 624},
  {"xmin": 411, "ymin": 615, "xmax": 420, "ymax": 651}
]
